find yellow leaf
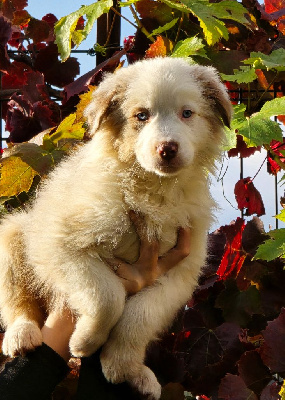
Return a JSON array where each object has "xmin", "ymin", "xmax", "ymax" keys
[{"xmin": 0, "ymin": 156, "xmax": 38, "ymax": 197}]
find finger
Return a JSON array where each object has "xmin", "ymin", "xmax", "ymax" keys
[
  {"xmin": 158, "ymin": 227, "xmax": 191, "ymax": 273},
  {"xmin": 175, "ymin": 227, "xmax": 191, "ymax": 256},
  {"xmin": 129, "ymin": 211, "xmax": 159, "ymax": 264},
  {"xmin": 129, "ymin": 210, "xmax": 146, "ymax": 239}
]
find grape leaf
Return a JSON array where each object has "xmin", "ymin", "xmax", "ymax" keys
[
  {"xmin": 228, "ymin": 135, "xmax": 261, "ymax": 158},
  {"xmin": 215, "ymin": 279, "xmax": 262, "ymax": 326},
  {"xmin": 34, "ymin": 43, "xmax": 80, "ymax": 87},
  {"xmin": 54, "ymin": 0, "xmax": 113, "ymax": 61},
  {"xmin": 254, "ymin": 228, "xmax": 285, "ymax": 261},
  {"xmin": 148, "ymin": 18, "xmax": 179, "ymax": 38},
  {"xmin": 171, "ymin": 36, "xmax": 208, "ymax": 58},
  {"xmin": 145, "ymin": 36, "xmax": 173, "ymax": 58},
  {"xmin": 234, "ymin": 178, "xmax": 265, "ymax": 217},
  {"xmin": 260, "ymin": 309, "xmax": 285, "ymax": 373},
  {"xmin": 0, "ymin": 155, "xmax": 38, "ymax": 197},
  {"xmin": 276, "ymin": 209, "xmax": 285, "ymax": 222},
  {"xmin": 0, "ymin": 15, "xmax": 12, "ymax": 46},
  {"xmin": 161, "ymin": 0, "xmax": 249, "ymax": 45},
  {"xmin": 218, "ymin": 374, "xmax": 258, "ymax": 400},
  {"xmin": 27, "ymin": 18, "xmax": 51, "ymax": 44},
  {"xmin": 221, "ymin": 66, "xmax": 257, "ymax": 84},
  {"xmin": 243, "ymin": 48, "xmax": 285, "ymax": 71},
  {"xmin": 238, "ymin": 351, "xmax": 271, "ymax": 395},
  {"xmin": 228, "ymin": 99, "xmax": 284, "ymax": 147},
  {"xmin": 217, "ymin": 218, "xmax": 247, "ymax": 280}
]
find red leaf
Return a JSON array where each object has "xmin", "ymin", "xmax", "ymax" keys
[
  {"xmin": 0, "ymin": 16, "xmax": 12, "ymax": 46},
  {"xmin": 260, "ymin": 308, "xmax": 285, "ymax": 373},
  {"xmin": 238, "ymin": 351, "xmax": 271, "ymax": 395},
  {"xmin": 267, "ymin": 156, "xmax": 280, "ymax": 175},
  {"xmin": 218, "ymin": 374, "xmax": 258, "ymax": 400},
  {"xmin": 1, "ymin": 0, "xmax": 28, "ymax": 19},
  {"xmin": 1, "ymin": 61, "xmax": 31, "ymax": 90},
  {"xmin": 228, "ymin": 135, "xmax": 261, "ymax": 158},
  {"xmin": 234, "ymin": 178, "xmax": 265, "ymax": 216},
  {"xmin": 0, "ymin": 44, "xmax": 11, "ymax": 73},
  {"xmin": 264, "ymin": 0, "xmax": 285, "ymax": 13},
  {"xmin": 26, "ymin": 18, "xmax": 51, "ymax": 44},
  {"xmin": 217, "ymin": 218, "xmax": 246, "ymax": 280},
  {"xmin": 63, "ymin": 49, "xmax": 126, "ymax": 102},
  {"xmin": 34, "ymin": 43, "xmax": 79, "ymax": 88}
]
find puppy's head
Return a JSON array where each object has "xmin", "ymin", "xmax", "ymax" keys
[{"xmin": 85, "ymin": 58, "xmax": 232, "ymax": 176}]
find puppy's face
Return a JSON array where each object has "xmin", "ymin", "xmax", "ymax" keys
[{"xmin": 85, "ymin": 58, "xmax": 232, "ymax": 177}]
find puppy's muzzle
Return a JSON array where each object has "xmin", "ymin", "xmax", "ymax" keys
[{"xmin": 156, "ymin": 142, "xmax": 178, "ymax": 162}]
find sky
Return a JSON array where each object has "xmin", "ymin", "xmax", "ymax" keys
[{"xmin": 22, "ymin": 2, "xmax": 285, "ymax": 231}]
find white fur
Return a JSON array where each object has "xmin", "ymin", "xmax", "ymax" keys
[{"xmin": 0, "ymin": 57, "xmax": 231, "ymax": 399}]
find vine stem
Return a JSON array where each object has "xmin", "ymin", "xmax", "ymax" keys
[
  {"xmin": 174, "ymin": 13, "xmax": 184, "ymax": 48},
  {"xmin": 129, "ymin": 5, "xmax": 155, "ymax": 42},
  {"xmin": 110, "ymin": 6, "xmax": 138, "ymax": 30},
  {"xmin": 251, "ymin": 71, "xmax": 279, "ymax": 113}
]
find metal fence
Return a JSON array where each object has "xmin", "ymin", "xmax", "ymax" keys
[{"xmin": 0, "ymin": 52, "xmax": 282, "ymax": 229}]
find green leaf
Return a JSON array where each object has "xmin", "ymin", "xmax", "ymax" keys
[
  {"xmin": 221, "ymin": 66, "xmax": 257, "ymax": 84},
  {"xmin": 118, "ymin": 0, "xmax": 140, "ymax": 6},
  {"xmin": 43, "ymin": 113, "xmax": 85, "ymax": 151},
  {"xmin": 161, "ymin": 0, "xmax": 249, "ymax": 45},
  {"xmin": 276, "ymin": 209, "xmax": 285, "ymax": 223},
  {"xmin": 171, "ymin": 36, "xmax": 208, "ymax": 58},
  {"xmin": 258, "ymin": 96, "xmax": 285, "ymax": 118},
  {"xmin": 225, "ymin": 104, "xmax": 246, "ymax": 149},
  {"xmin": 148, "ymin": 18, "xmax": 179, "ymax": 38},
  {"xmin": 54, "ymin": 0, "xmax": 113, "ymax": 61},
  {"xmin": 243, "ymin": 48, "xmax": 285, "ymax": 71},
  {"xmin": 227, "ymin": 99, "xmax": 285, "ymax": 147},
  {"xmin": 254, "ymin": 229, "xmax": 285, "ymax": 261}
]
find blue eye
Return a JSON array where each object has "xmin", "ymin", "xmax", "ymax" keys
[
  {"xmin": 182, "ymin": 110, "xmax": 192, "ymax": 118},
  {"xmin": 136, "ymin": 112, "xmax": 149, "ymax": 121}
]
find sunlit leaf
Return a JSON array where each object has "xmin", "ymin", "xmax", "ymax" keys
[
  {"xmin": 148, "ymin": 18, "xmax": 179, "ymax": 37},
  {"xmin": 221, "ymin": 66, "xmax": 257, "ymax": 84},
  {"xmin": 0, "ymin": 155, "xmax": 38, "ymax": 197},
  {"xmin": 243, "ymin": 48, "xmax": 285, "ymax": 71},
  {"xmin": 161, "ymin": 0, "xmax": 249, "ymax": 45},
  {"xmin": 172, "ymin": 36, "xmax": 208, "ymax": 58},
  {"xmin": 145, "ymin": 35, "xmax": 173, "ymax": 58},
  {"xmin": 54, "ymin": 0, "xmax": 113, "ymax": 61},
  {"xmin": 254, "ymin": 228, "xmax": 285, "ymax": 261}
]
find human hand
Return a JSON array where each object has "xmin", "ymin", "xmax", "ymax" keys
[{"xmin": 105, "ymin": 213, "xmax": 191, "ymax": 295}]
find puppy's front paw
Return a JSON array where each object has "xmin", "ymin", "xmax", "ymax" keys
[{"xmin": 2, "ymin": 319, "xmax": 42, "ymax": 357}]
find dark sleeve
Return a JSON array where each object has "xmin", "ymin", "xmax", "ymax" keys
[
  {"xmin": 77, "ymin": 350, "xmax": 139, "ymax": 400},
  {"xmin": 0, "ymin": 343, "xmax": 70, "ymax": 400}
]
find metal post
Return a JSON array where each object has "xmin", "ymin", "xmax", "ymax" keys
[{"xmin": 96, "ymin": 0, "xmax": 121, "ymax": 66}]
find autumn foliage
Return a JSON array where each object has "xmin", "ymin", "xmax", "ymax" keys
[{"xmin": 0, "ymin": 0, "xmax": 285, "ymax": 399}]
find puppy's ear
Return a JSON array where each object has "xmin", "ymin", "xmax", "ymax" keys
[
  {"xmin": 84, "ymin": 72, "xmax": 127, "ymax": 136},
  {"xmin": 192, "ymin": 66, "xmax": 232, "ymax": 128}
]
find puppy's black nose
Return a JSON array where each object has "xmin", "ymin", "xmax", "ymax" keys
[{"xmin": 157, "ymin": 142, "xmax": 178, "ymax": 161}]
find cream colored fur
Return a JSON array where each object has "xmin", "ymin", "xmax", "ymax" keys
[{"xmin": 0, "ymin": 57, "xmax": 232, "ymax": 399}]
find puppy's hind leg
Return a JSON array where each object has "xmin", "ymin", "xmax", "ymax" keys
[{"xmin": 0, "ymin": 218, "xmax": 44, "ymax": 357}]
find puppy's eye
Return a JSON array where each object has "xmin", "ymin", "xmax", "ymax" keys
[
  {"xmin": 136, "ymin": 112, "xmax": 149, "ymax": 121},
  {"xmin": 182, "ymin": 110, "xmax": 192, "ymax": 119}
]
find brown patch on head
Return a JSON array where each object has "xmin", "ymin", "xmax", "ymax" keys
[
  {"xmin": 190, "ymin": 65, "xmax": 232, "ymax": 128},
  {"xmin": 84, "ymin": 70, "xmax": 129, "ymax": 136}
]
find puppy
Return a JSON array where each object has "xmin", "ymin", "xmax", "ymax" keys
[{"xmin": 0, "ymin": 57, "xmax": 231, "ymax": 399}]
